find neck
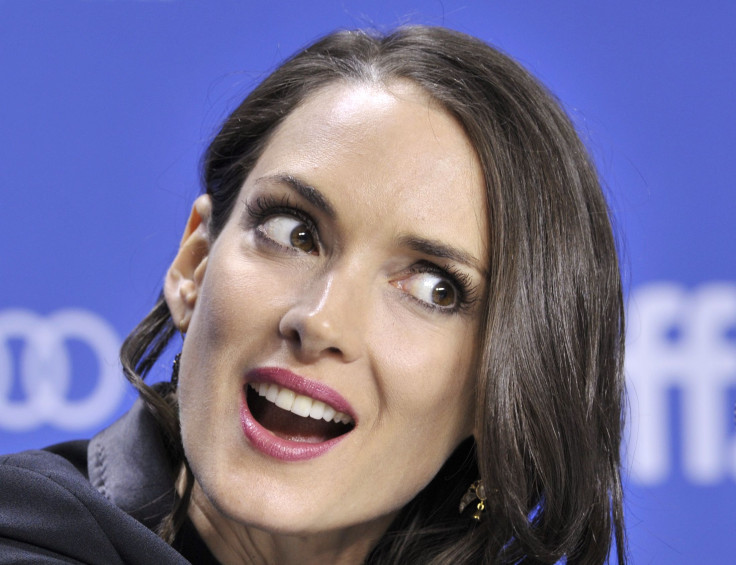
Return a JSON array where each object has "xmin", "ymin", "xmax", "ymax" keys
[{"xmin": 187, "ymin": 481, "xmax": 392, "ymax": 565}]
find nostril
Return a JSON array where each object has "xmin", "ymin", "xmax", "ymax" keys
[
  {"xmin": 278, "ymin": 323, "xmax": 302, "ymax": 350},
  {"xmin": 288, "ymin": 328, "xmax": 303, "ymax": 347},
  {"xmin": 278, "ymin": 288, "xmax": 358, "ymax": 361}
]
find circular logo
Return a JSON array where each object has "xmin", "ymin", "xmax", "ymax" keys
[{"xmin": 0, "ymin": 308, "xmax": 125, "ymax": 431}]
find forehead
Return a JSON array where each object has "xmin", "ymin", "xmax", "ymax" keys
[{"xmin": 246, "ymin": 80, "xmax": 488, "ymax": 266}]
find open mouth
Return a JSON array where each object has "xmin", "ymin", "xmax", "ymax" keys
[{"xmin": 246, "ymin": 382, "xmax": 355, "ymax": 443}]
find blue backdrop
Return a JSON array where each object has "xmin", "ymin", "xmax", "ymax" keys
[{"xmin": 1, "ymin": 1, "xmax": 734, "ymax": 562}]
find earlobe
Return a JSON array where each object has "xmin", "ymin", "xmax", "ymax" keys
[{"xmin": 164, "ymin": 195, "xmax": 213, "ymax": 332}]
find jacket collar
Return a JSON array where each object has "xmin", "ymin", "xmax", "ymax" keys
[{"xmin": 88, "ymin": 391, "xmax": 177, "ymax": 529}]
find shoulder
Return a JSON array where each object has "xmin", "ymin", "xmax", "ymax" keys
[{"xmin": 0, "ymin": 449, "xmax": 188, "ymax": 565}]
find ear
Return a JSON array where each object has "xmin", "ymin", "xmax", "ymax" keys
[{"xmin": 164, "ymin": 195, "xmax": 213, "ymax": 332}]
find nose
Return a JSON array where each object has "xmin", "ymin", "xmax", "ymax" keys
[{"xmin": 278, "ymin": 270, "xmax": 365, "ymax": 363}]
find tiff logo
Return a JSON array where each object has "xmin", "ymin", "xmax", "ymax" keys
[{"xmin": 626, "ymin": 282, "xmax": 736, "ymax": 485}]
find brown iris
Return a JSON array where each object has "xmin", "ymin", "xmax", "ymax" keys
[
  {"xmin": 432, "ymin": 282, "xmax": 456, "ymax": 307},
  {"xmin": 290, "ymin": 223, "xmax": 316, "ymax": 253}
]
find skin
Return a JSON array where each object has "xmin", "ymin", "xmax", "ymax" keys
[{"xmin": 164, "ymin": 80, "xmax": 488, "ymax": 564}]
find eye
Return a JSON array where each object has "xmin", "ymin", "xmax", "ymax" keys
[
  {"xmin": 258, "ymin": 216, "xmax": 317, "ymax": 254},
  {"xmin": 394, "ymin": 271, "xmax": 459, "ymax": 309}
]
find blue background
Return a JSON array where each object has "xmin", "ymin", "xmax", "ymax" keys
[{"xmin": 1, "ymin": 1, "xmax": 734, "ymax": 563}]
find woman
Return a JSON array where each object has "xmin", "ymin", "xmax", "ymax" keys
[{"xmin": 0, "ymin": 26, "xmax": 626, "ymax": 564}]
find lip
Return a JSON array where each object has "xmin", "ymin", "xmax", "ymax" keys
[{"xmin": 240, "ymin": 367, "xmax": 356, "ymax": 461}]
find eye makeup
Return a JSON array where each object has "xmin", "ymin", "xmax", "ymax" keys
[
  {"xmin": 244, "ymin": 194, "xmax": 321, "ymax": 254},
  {"xmin": 240, "ymin": 188, "xmax": 481, "ymax": 315},
  {"xmin": 395, "ymin": 260, "xmax": 479, "ymax": 315}
]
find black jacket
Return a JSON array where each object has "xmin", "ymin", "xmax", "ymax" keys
[{"xmin": 0, "ymin": 395, "xmax": 218, "ymax": 564}]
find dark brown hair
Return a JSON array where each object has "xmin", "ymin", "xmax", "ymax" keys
[{"xmin": 121, "ymin": 26, "xmax": 626, "ymax": 564}]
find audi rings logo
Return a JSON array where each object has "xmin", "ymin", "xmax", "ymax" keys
[{"xmin": 0, "ymin": 309, "xmax": 125, "ymax": 431}]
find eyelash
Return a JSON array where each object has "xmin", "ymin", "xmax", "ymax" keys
[
  {"xmin": 245, "ymin": 195, "xmax": 478, "ymax": 315},
  {"xmin": 405, "ymin": 261, "xmax": 478, "ymax": 315},
  {"xmin": 246, "ymin": 194, "xmax": 320, "ymax": 251}
]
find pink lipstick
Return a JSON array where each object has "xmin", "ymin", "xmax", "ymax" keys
[{"xmin": 240, "ymin": 367, "xmax": 355, "ymax": 461}]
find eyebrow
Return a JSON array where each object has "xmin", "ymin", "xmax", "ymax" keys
[
  {"xmin": 398, "ymin": 234, "xmax": 486, "ymax": 275},
  {"xmin": 254, "ymin": 174, "xmax": 336, "ymax": 219}
]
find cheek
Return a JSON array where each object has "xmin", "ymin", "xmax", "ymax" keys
[
  {"xmin": 369, "ymin": 326, "xmax": 477, "ymax": 505},
  {"xmin": 178, "ymin": 253, "xmax": 293, "ymax": 422},
  {"xmin": 375, "ymin": 316, "xmax": 477, "ymax": 440},
  {"xmin": 190, "ymin": 253, "xmax": 294, "ymax": 346}
]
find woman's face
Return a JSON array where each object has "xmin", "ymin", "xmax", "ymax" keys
[{"xmin": 167, "ymin": 81, "xmax": 488, "ymax": 540}]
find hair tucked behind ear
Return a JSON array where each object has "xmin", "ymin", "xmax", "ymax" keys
[
  {"xmin": 121, "ymin": 25, "xmax": 627, "ymax": 563},
  {"xmin": 118, "ymin": 295, "xmax": 190, "ymax": 541}
]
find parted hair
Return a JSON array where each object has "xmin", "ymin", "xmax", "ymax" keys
[{"xmin": 121, "ymin": 26, "xmax": 627, "ymax": 564}]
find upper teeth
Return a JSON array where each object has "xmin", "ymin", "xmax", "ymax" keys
[{"xmin": 249, "ymin": 383, "xmax": 354, "ymax": 425}]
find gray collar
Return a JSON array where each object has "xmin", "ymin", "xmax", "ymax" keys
[{"xmin": 87, "ymin": 392, "xmax": 177, "ymax": 529}]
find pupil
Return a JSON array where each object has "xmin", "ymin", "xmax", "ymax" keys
[
  {"xmin": 290, "ymin": 224, "xmax": 314, "ymax": 251},
  {"xmin": 432, "ymin": 283, "xmax": 455, "ymax": 306}
]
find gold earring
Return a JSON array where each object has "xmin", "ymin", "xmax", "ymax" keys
[{"xmin": 459, "ymin": 480, "xmax": 487, "ymax": 521}]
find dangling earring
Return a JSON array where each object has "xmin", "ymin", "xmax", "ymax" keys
[
  {"xmin": 171, "ymin": 325, "xmax": 185, "ymax": 389},
  {"xmin": 459, "ymin": 479, "xmax": 487, "ymax": 521},
  {"xmin": 171, "ymin": 353, "xmax": 181, "ymax": 388}
]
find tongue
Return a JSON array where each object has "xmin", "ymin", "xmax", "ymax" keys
[{"xmin": 248, "ymin": 387, "xmax": 350, "ymax": 443}]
